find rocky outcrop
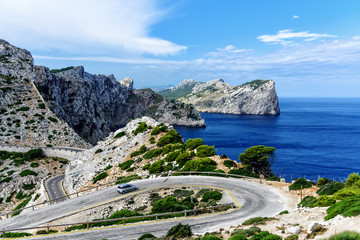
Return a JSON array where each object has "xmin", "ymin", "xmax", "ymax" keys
[
  {"xmin": 0, "ymin": 40, "xmax": 90, "ymax": 148},
  {"xmin": 35, "ymin": 67, "xmax": 205, "ymax": 145},
  {"xmin": 160, "ymin": 78, "xmax": 280, "ymax": 115}
]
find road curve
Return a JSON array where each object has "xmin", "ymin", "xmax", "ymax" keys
[
  {"xmin": 0, "ymin": 176, "xmax": 293, "ymax": 239},
  {"xmin": 45, "ymin": 175, "xmax": 68, "ymax": 204}
]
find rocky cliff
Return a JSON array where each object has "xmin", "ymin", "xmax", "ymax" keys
[
  {"xmin": 160, "ymin": 78, "xmax": 280, "ymax": 115},
  {"xmin": 35, "ymin": 67, "xmax": 205, "ymax": 145},
  {"xmin": 0, "ymin": 40, "xmax": 90, "ymax": 148}
]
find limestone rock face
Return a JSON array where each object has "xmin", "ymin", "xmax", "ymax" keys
[
  {"xmin": 0, "ymin": 39, "xmax": 90, "ymax": 148},
  {"xmin": 161, "ymin": 78, "xmax": 280, "ymax": 115},
  {"xmin": 35, "ymin": 69, "xmax": 205, "ymax": 145}
]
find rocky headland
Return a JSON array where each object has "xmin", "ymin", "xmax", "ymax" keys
[{"xmin": 159, "ymin": 78, "xmax": 280, "ymax": 115}]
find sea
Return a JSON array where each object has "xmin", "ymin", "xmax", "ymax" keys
[{"xmin": 174, "ymin": 98, "xmax": 360, "ymax": 182}]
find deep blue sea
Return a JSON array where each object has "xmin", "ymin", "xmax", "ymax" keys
[{"xmin": 175, "ymin": 98, "xmax": 360, "ymax": 182}]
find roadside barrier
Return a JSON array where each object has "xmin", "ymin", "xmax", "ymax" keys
[
  {"xmin": 0, "ymin": 171, "xmax": 260, "ymax": 218},
  {"xmin": 0, "ymin": 203, "xmax": 236, "ymax": 238}
]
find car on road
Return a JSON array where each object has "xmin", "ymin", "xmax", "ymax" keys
[{"xmin": 117, "ymin": 183, "xmax": 137, "ymax": 194}]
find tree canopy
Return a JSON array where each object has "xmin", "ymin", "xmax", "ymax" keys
[{"xmin": 239, "ymin": 145, "xmax": 276, "ymax": 177}]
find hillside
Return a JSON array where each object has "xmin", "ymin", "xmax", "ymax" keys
[
  {"xmin": 159, "ymin": 78, "xmax": 280, "ymax": 115},
  {"xmin": 0, "ymin": 40, "xmax": 90, "ymax": 148}
]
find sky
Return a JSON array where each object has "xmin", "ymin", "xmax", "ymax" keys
[{"xmin": 0, "ymin": 0, "xmax": 360, "ymax": 97}]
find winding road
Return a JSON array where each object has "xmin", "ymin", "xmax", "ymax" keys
[
  {"xmin": 0, "ymin": 176, "xmax": 293, "ymax": 240},
  {"xmin": 45, "ymin": 175, "xmax": 68, "ymax": 204}
]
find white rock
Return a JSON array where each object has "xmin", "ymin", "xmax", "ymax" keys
[{"xmin": 286, "ymin": 226, "xmax": 301, "ymax": 234}]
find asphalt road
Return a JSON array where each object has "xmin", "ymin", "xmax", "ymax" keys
[
  {"xmin": 0, "ymin": 176, "xmax": 292, "ymax": 239},
  {"xmin": 45, "ymin": 175, "xmax": 68, "ymax": 204}
]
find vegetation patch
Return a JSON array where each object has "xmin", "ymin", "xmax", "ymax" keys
[
  {"xmin": 298, "ymin": 196, "xmax": 317, "ymax": 208},
  {"xmin": 156, "ymin": 129, "xmax": 182, "ymax": 147},
  {"xmin": 185, "ymin": 138, "xmax": 204, "ymax": 150},
  {"xmin": 133, "ymin": 122, "xmax": 148, "ymax": 135},
  {"xmin": 182, "ymin": 158, "xmax": 217, "ymax": 172},
  {"xmin": 114, "ymin": 131, "xmax": 126, "ymax": 138},
  {"xmin": 119, "ymin": 160, "xmax": 134, "ymax": 170},
  {"xmin": 50, "ymin": 66, "xmax": 74, "ymax": 73},
  {"xmin": 143, "ymin": 148, "xmax": 163, "ymax": 159},
  {"xmin": 47, "ymin": 116, "xmax": 58, "ymax": 123},
  {"xmin": 92, "ymin": 172, "xmax": 108, "ymax": 183},
  {"xmin": 289, "ymin": 178, "xmax": 312, "ymax": 190},
  {"xmin": 19, "ymin": 169, "xmax": 37, "ymax": 177},
  {"xmin": 325, "ymin": 194, "xmax": 360, "ymax": 220},
  {"xmin": 224, "ymin": 160, "xmax": 237, "ymax": 168},
  {"xmin": 196, "ymin": 145, "xmax": 216, "ymax": 157},
  {"xmin": 327, "ymin": 231, "xmax": 360, "ymax": 240},
  {"xmin": 317, "ymin": 182, "xmax": 345, "ymax": 195},
  {"xmin": 228, "ymin": 168, "xmax": 259, "ymax": 178},
  {"xmin": 242, "ymin": 217, "xmax": 277, "ymax": 226},
  {"xmin": 166, "ymin": 223, "xmax": 192, "ymax": 238}
]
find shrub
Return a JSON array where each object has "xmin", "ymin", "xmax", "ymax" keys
[
  {"xmin": 16, "ymin": 191, "xmax": 26, "ymax": 200},
  {"xmin": 182, "ymin": 158, "xmax": 217, "ymax": 172},
  {"xmin": 38, "ymin": 103, "xmax": 46, "ymax": 109},
  {"xmin": 156, "ymin": 129, "xmax": 182, "ymax": 147},
  {"xmin": 230, "ymin": 235, "xmax": 249, "ymax": 240},
  {"xmin": 119, "ymin": 160, "xmax": 134, "ymax": 170},
  {"xmin": 298, "ymin": 196, "xmax": 317, "ymax": 208},
  {"xmin": 142, "ymin": 163, "xmax": 151, "ymax": 170},
  {"xmin": 138, "ymin": 233, "xmax": 157, "ymax": 240},
  {"xmin": 202, "ymin": 236, "xmax": 222, "ymax": 240},
  {"xmin": 47, "ymin": 116, "xmax": 58, "ymax": 123},
  {"xmin": 16, "ymin": 106, "xmax": 30, "ymax": 111},
  {"xmin": 130, "ymin": 151, "xmax": 140, "ymax": 158},
  {"xmin": 279, "ymin": 210, "xmax": 289, "ymax": 215},
  {"xmin": 229, "ymin": 168, "xmax": 259, "ymax": 178},
  {"xmin": 313, "ymin": 195, "xmax": 336, "ymax": 207},
  {"xmin": 232, "ymin": 226, "xmax": 261, "ymax": 237},
  {"xmin": 317, "ymin": 177, "xmax": 332, "ymax": 186},
  {"xmin": 92, "ymin": 172, "xmax": 108, "ymax": 183},
  {"xmin": 12, "ymin": 195, "xmax": 32, "ymax": 216},
  {"xmin": 152, "ymin": 196, "xmax": 186, "ymax": 213},
  {"xmin": 285, "ymin": 234, "xmax": 299, "ymax": 240},
  {"xmin": 175, "ymin": 151, "xmax": 195, "ymax": 166},
  {"xmin": 325, "ymin": 194, "xmax": 360, "ymax": 220},
  {"xmin": 165, "ymin": 151, "xmax": 180, "ymax": 162},
  {"xmin": 289, "ymin": 178, "xmax": 312, "ymax": 190},
  {"xmin": 224, "ymin": 160, "xmax": 236, "ymax": 168},
  {"xmin": 220, "ymin": 154, "xmax": 228, "ymax": 159},
  {"xmin": 30, "ymin": 162, "xmax": 39, "ymax": 168},
  {"xmin": 116, "ymin": 175, "xmax": 141, "ymax": 184},
  {"xmin": 151, "ymin": 126, "xmax": 160, "ymax": 135},
  {"xmin": 143, "ymin": 148, "xmax": 163, "ymax": 159},
  {"xmin": 346, "ymin": 173, "xmax": 360, "ymax": 187},
  {"xmin": 104, "ymin": 165, "xmax": 112, "ymax": 170},
  {"xmin": 327, "ymin": 231, "xmax": 360, "ymax": 240},
  {"xmin": 202, "ymin": 191, "xmax": 222, "ymax": 202},
  {"xmin": 95, "ymin": 148, "xmax": 103, "ymax": 154},
  {"xmin": 251, "ymin": 231, "xmax": 271, "ymax": 240},
  {"xmin": 133, "ymin": 122, "xmax": 148, "ymax": 135},
  {"xmin": 4, "ymin": 232, "xmax": 32, "ymax": 238},
  {"xmin": 19, "ymin": 169, "xmax": 37, "ymax": 177},
  {"xmin": 267, "ymin": 176, "xmax": 280, "ymax": 182},
  {"xmin": 149, "ymin": 137, "xmax": 155, "ymax": 144},
  {"xmin": 196, "ymin": 188, "xmax": 211, "ymax": 198},
  {"xmin": 166, "ymin": 223, "xmax": 192, "ymax": 238},
  {"xmin": 242, "ymin": 217, "xmax": 276, "ymax": 226},
  {"xmin": 263, "ymin": 234, "xmax": 282, "ymax": 240},
  {"xmin": 148, "ymin": 160, "xmax": 164, "ymax": 174},
  {"xmin": 114, "ymin": 131, "xmax": 126, "ymax": 138},
  {"xmin": 22, "ymin": 183, "xmax": 35, "ymax": 190},
  {"xmin": 196, "ymin": 145, "xmax": 216, "ymax": 157},
  {"xmin": 24, "ymin": 149, "xmax": 43, "ymax": 159},
  {"xmin": 185, "ymin": 138, "xmax": 204, "ymax": 150},
  {"xmin": 317, "ymin": 182, "xmax": 345, "ymax": 195},
  {"xmin": 333, "ymin": 186, "xmax": 360, "ymax": 200},
  {"xmin": 173, "ymin": 189, "xmax": 194, "ymax": 198}
]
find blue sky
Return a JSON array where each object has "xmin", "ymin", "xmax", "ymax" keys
[{"xmin": 1, "ymin": 0, "xmax": 360, "ymax": 97}]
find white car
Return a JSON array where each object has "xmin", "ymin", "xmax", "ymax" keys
[{"xmin": 117, "ymin": 183, "xmax": 137, "ymax": 194}]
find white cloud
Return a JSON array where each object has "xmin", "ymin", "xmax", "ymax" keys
[
  {"xmin": 257, "ymin": 29, "xmax": 337, "ymax": 45},
  {"xmin": 0, "ymin": 0, "xmax": 186, "ymax": 56},
  {"xmin": 292, "ymin": 15, "xmax": 300, "ymax": 19}
]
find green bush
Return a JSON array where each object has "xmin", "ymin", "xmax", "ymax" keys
[
  {"xmin": 92, "ymin": 172, "xmax": 108, "ymax": 183},
  {"xmin": 164, "ymin": 151, "xmax": 180, "ymax": 162},
  {"xmin": 152, "ymin": 196, "xmax": 186, "ymax": 213},
  {"xmin": 47, "ymin": 116, "xmax": 58, "ymax": 123},
  {"xmin": 95, "ymin": 148, "xmax": 103, "ymax": 154},
  {"xmin": 16, "ymin": 106, "xmax": 30, "ymax": 111},
  {"xmin": 333, "ymin": 186, "xmax": 360, "ymax": 200},
  {"xmin": 22, "ymin": 183, "xmax": 35, "ymax": 190},
  {"xmin": 313, "ymin": 195, "xmax": 336, "ymax": 207},
  {"xmin": 173, "ymin": 189, "xmax": 194, "ymax": 198},
  {"xmin": 185, "ymin": 138, "xmax": 204, "ymax": 150},
  {"xmin": 119, "ymin": 160, "xmax": 134, "ymax": 170},
  {"xmin": 224, "ymin": 160, "xmax": 236, "ymax": 168},
  {"xmin": 104, "ymin": 165, "xmax": 112, "ymax": 170},
  {"xmin": 182, "ymin": 158, "xmax": 217, "ymax": 172},
  {"xmin": 133, "ymin": 122, "xmax": 148, "ymax": 135},
  {"xmin": 202, "ymin": 236, "xmax": 222, "ymax": 240},
  {"xmin": 0, "ymin": 176, "xmax": 12, "ymax": 183},
  {"xmin": 142, "ymin": 163, "xmax": 151, "ymax": 171},
  {"xmin": 289, "ymin": 178, "xmax": 312, "ymax": 190},
  {"xmin": 166, "ymin": 223, "xmax": 192, "ymax": 238},
  {"xmin": 175, "ymin": 151, "xmax": 195, "ymax": 166},
  {"xmin": 24, "ymin": 148, "xmax": 43, "ymax": 159},
  {"xmin": 279, "ymin": 210, "xmax": 289, "ymax": 215},
  {"xmin": 116, "ymin": 174, "xmax": 141, "ymax": 184},
  {"xmin": 346, "ymin": 173, "xmax": 360, "ymax": 187},
  {"xmin": 232, "ymin": 226, "xmax": 262, "ymax": 237},
  {"xmin": 143, "ymin": 148, "xmax": 163, "ymax": 159},
  {"xmin": 4, "ymin": 232, "xmax": 32, "ymax": 238},
  {"xmin": 285, "ymin": 234, "xmax": 299, "ymax": 240},
  {"xmin": 229, "ymin": 234, "xmax": 248, "ymax": 240},
  {"xmin": 242, "ymin": 217, "xmax": 276, "ymax": 226},
  {"xmin": 263, "ymin": 234, "xmax": 282, "ymax": 240},
  {"xmin": 12, "ymin": 195, "xmax": 32, "ymax": 216},
  {"xmin": 266, "ymin": 176, "xmax": 280, "ymax": 182},
  {"xmin": 251, "ymin": 231, "xmax": 271, "ymax": 240},
  {"xmin": 317, "ymin": 182, "xmax": 345, "ymax": 195},
  {"xmin": 149, "ymin": 137, "xmax": 155, "ymax": 144},
  {"xmin": 317, "ymin": 177, "xmax": 332, "ymax": 186},
  {"xmin": 19, "ymin": 169, "xmax": 37, "ymax": 177},
  {"xmin": 151, "ymin": 126, "xmax": 160, "ymax": 135},
  {"xmin": 114, "ymin": 131, "xmax": 126, "ymax": 138},
  {"xmin": 327, "ymin": 231, "xmax": 360, "ymax": 240},
  {"xmin": 298, "ymin": 196, "xmax": 317, "ymax": 208},
  {"xmin": 228, "ymin": 168, "xmax": 259, "ymax": 178},
  {"xmin": 156, "ymin": 129, "xmax": 182, "ymax": 147},
  {"xmin": 148, "ymin": 160, "xmax": 164, "ymax": 174},
  {"xmin": 38, "ymin": 103, "xmax": 46, "ymax": 109},
  {"xmin": 202, "ymin": 190, "xmax": 222, "ymax": 202},
  {"xmin": 30, "ymin": 162, "xmax": 39, "ymax": 168},
  {"xmin": 196, "ymin": 145, "xmax": 216, "ymax": 157},
  {"xmin": 138, "ymin": 233, "xmax": 157, "ymax": 240},
  {"xmin": 15, "ymin": 191, "xmax": 26, "ymax": 200},
  {"xmin": 325, "ymin": 194, "xmax": 360, "ymax": 220}
]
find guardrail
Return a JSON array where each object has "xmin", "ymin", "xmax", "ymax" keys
[
  {"xmin": 0, "ymin": 171, "xmax": 259, "ymax": 218},
  {"xmin": 0, "ymin": 203, "xmax": 236, "ymax": 238}
]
